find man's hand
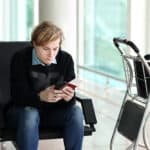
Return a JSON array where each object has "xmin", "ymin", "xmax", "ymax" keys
[
  {"xmin": 61, "ymin": 86, "xmax": 75, "ymax": 101},
  {"xmin": 39, "ymin": 85, "xmax": 63, "ymax": 103},
  {"xmin": 38, "ymin": 84, "xmax": 75, "ymax": 103}
]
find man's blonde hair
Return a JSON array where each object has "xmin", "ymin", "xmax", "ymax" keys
[{"xmin": 31, "ymin": 21, "xmax": 64, "ymax": 46}]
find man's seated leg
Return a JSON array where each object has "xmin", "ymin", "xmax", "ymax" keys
[
  {"xmin": 39, "ymin": 104, "xmax": 84, "ymax": 150},
  {"xmin": 63, "ymin": 105, "xmax": 84, "ymax": 150},
  {"xmin": 6, "ymin": 106, "xmax": 40, "ymax": 150}
]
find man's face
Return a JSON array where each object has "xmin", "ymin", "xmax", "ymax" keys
[{"xmin": 34, "ymin": 39, "xmax": 60, "ymax": 65}]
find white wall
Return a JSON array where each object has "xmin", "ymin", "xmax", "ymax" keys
[
  {"xmin": 129, "ymin": 0, "xmax": 150, "ymax": 54},
  {"xmin": 146, "ymin": 0, "xmax": 150, "ymax": 53},
  {"xmin": 39, "ymin": 0, "xmax": 77, "ymax": 63}
]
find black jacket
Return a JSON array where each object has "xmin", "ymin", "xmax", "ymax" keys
[{"xmin": 10, "ymin": 46, "xmax": 76, "ymax": 108}]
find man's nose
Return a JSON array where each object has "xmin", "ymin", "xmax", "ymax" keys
[{"xmin": 48, "ymin": 49, "xmax": 52, "ymax": 55}]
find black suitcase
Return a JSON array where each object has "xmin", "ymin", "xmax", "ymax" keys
[{"xmin": 118, "ymin": 100, "xmax": 145, "ymax": 141}]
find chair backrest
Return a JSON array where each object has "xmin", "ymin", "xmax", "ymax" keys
[{"xmin": 0, "ymin": 42, "xmax": 31, "ymax": 105}]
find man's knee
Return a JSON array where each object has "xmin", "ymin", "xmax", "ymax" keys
[
  {"xmin": 68, "ymin": 105, "xmax": 84, "ymax": 127},
  {"xmin": 19, "ymin": 107, "xmax": 39, "ymax": 128}
]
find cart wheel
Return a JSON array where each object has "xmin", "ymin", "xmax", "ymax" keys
[{"xmin": 143, "ymin": 112, "xmax": 150, "ymax": 150}]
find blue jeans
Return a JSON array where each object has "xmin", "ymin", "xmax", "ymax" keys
[{"xmin": 6, "ymin": 105, "xmax": 84, "ymax": 150}]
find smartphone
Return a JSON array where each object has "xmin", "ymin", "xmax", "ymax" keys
[
  {"xmin": 55, "ymin": 82, "xmax": 77, "ymax": 90},
  {"xmin": 66, "ymin": 82, "xmax": 77, "ymax": 90}
]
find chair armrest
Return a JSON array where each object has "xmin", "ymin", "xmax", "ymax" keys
[{"xmin": 75, "ymin": 94, "xmax": 97, "ymax": 132}]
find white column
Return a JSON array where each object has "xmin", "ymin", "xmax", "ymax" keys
[
  {"xmin": 129, "ymin": 0, "xmax": 147, "ymax": 54},
  {"xmin": 39, "ymin": 0, "xmax": 77, "ymax": 64},
  {"xmin": 34, "ymin": 0, "xmax": 39, "ymax": 26},
  {"xmin": 146, "ymin": 0, "xmax": 150, "ymax": 53}
]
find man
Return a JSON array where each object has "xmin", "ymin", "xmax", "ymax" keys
[{"xmin": 6, "ymin": 21, "xmax": 84, "ymax": 150}]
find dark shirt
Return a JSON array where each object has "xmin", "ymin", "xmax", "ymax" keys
[{"xmin": 10, "ymin": 46, "xmax": 76, "ymax": 109}]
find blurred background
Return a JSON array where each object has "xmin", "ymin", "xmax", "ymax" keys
[{"xmin": 0, "ymin": 0, "xmax": 150, "ymax": 149}]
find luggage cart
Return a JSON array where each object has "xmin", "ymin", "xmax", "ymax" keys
[{"xmin": 110, "ymin": 38, "xmax": 150, "ymax": 150}]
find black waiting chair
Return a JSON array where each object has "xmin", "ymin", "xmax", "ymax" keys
[{"xmin": 0, "ymin": 42, "xmax": 97, "ymax": 148}]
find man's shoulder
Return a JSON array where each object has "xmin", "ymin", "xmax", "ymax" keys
[
  {"xmin": 12, "ymin": 46, "xmax": 33, "ymax": 65},
  {"xmin": 13, "ymin": 46, "xmax": 33, "ymax": 59},
  {"xmin": 58, "ymin": 49, "xmax": 73, "ymax": 59}
]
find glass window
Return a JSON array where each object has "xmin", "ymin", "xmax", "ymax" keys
[
  {"xmin": 0, "ymin": 0, "xmax": 38, "ymax": 41},
  {"xmin": 78, "ymin": 0, "xmax": 128, "ymax": 88},
  {"xmin": 26, "ymin": 0, "xmax": 35, "ymax": 40}
]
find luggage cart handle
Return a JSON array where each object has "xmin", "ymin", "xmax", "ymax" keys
[
  {"xmin": 114, "ymin": 38, "xmax": 150, "ymax": 76},
  {"xmin": 113, "ymin": 38, "xmax": 139, "ymax": 54}
]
